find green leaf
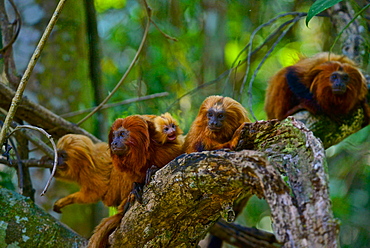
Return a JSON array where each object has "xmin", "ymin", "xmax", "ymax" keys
[{"xmin": 306, "ymin": 0, "xmax": 344, "ymax": 26}]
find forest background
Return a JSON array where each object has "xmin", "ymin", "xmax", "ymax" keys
[{"xmin": 0, "ymin": 0, "xmax": 369, "ymax": 247}]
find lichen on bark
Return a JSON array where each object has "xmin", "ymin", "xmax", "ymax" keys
[{"xmin": 0, "ymin": 187, "xmax": 87, "ymax": 248}]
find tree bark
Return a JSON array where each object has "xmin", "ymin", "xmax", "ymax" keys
[
  {"xmin": 290, "ymin": 106, "xmax": 366, "ymax": 149},
  {"xmin": 326, "ymin": 2, "xmax": 370, "ymax": 67},
  {"xmin": 0, "ymin": 187, "xmax": 87, "ymax": 248},
  {"xmin": 209, "ymin": 220, "xmax": 280, "ymax": 248},
  {"xmin": 83, "ymin": 0, "xmax": 108, "ymax": 139}
]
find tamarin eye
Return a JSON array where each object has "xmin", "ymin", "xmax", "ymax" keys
[
  {"xmin": 330, "ymin": 74, "xmax": 338, "ymax": 81},
  {"xmin": 171, "ymin": 124, "xmax": 176, "ymax": 128},
  {"xmin": 164, "ymin": 127, "xmax": 169, "ymax": 132},
  {"xmin": 218, "ymin": 114, "xmax": 224, "ymax": 119},
  {"xmin": 342, "ymin": 74, "xmax": 349, "ymax": 81},
  {"xmin": 207, "ymin": 112, "xmax": 213, "ymax": 118}
]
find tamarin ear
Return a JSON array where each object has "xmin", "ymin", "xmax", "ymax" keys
[{"xmin": 183, "ymin": 95, "xmax": 250, "ymax": 154}]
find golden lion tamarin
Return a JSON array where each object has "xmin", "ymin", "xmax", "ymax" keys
[
  {"xmin": 183, "ymin": 95, "xmax": 250, "ymax": 153},
  {"xmin": 53, "ymin": 134, "xmax": 127, "ymax": 213},
  {"xmin": 54, "ymin": 112, "xmax": 185, "ymax": 214},
  {"xmin": 144, "ymin": 112, "xmax": 185, "ymax": 160},
  {"xmin": 264, "ymin": 52, "xmax": 370, "ymax": 124},
  {"xmin": 88, "ymin": 114, "xmax": 184, "ymax": 248},
  {"xmin": 152, "ymin": 112, "xmax": 185, "ymax": 145}
]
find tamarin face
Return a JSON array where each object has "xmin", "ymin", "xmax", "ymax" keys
[
  {"xmin": 329, "ymin": 70, "xmax": 349, "ymax": 95},
  {"xmin": 311, "ymin": 61, "xmax": 364, "ymax": 99},
  {"xmin": 110, "ymin": 127, "xmax": 130, "ymax": 155},
  {"xmin": 163, "ymin": 123, "xmax": 177, "ymax": 141},
  {"xmin": 54, "ymin": 149, "xmax": 69, "ymax": 177},
  {"xmin": 153, "ymin": 112, "xmax": 183, "ymax": 144},
  {"xmin": 207, "ymin": 108, "xmax": 226, "ymax": 131}
]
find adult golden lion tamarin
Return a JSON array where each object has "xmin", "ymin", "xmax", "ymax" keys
[
  {"xmin": 265, "ymin": 52, "xmax": 370, "ymax": 124},
  {"xmin": 53, "ymin": 134, "xmax": 127, "ymax": 213},
  {"xmin": 88, "ymin": 113, "xmax": 184, "ymax": 248},
  {"xmin": 183, "ymin": 95, "xmax": 250, "ymax": 153}
]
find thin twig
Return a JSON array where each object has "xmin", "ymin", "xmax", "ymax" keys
[
  {"xmin": 239, "ymin": 12, "xmax": 307, "ymax": 102},
  {"xmin": 246, "ymin": 16, "xmax": 302, "ymax": 121},
  {"xmin": 0, "ymin": 109, "xmax": 54, "ymax": 156},
  {"xmin": 8, "ymin": 137, "xmax": 24, "ymax": 193},
  {"xmin": 0, "ymin": 0, "xmax": 67, "ymax": 148},
  {"xmin": 0, "ymin": 158, "xmax": 53, "ymax": 169},
  {"xmin": 77, "ymin": 0, "xmax": 152, "ymax": 126},
  {"xmin": 166, "ymin": 69, "xmax": 232, "ymax": 111},
  {"xmin": 170, "ymin": 12, "xmax": 308, "ymax": 111},
  {"xmin": 150, "ymin": 19, "xmax": 178, "ymax": 41},
  {"xmin": 224, "ymin": 13, "xmax": 308, "ymax": 92},
  {"xmin": 61, "ymin": 92, "xmax": 169, "ymax": 118},
  {"xmin": 7, "ymin": 125, "xmax": 58, "ymax": 196}
]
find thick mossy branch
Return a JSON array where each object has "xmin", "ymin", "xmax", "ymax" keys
[
  {"xmin": 235, "ymin": 118, "xmax": 338, "ymax": 247},
  {"xmin": 110, "ymin": 118, "xmax": 338, "ymax": 248},
  {"xmin": 0, "ymin": 119, "xmax": 338, "ymax": 247},
  {"xmin": 112, "ymin": 150, "xmax": 277, "ymax": 247},
  {"xmin": 0, "ymin": 187, "xmax": 87, "ymax": 248},
  {"xmin": 291, "ymin": 107, "xmax": 366, "ymax": 149}
]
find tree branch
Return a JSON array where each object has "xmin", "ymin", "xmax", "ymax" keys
[
  {"xmin": 327, "ymin": 2, "xmax": 370, "ymax": 66},
  {"xmin": 0, "ymin": 82, "xmax": 100, "ymax": 142},
  {"xmin": 60, "ymin": 92, "xmax": 169, "ymax": 118},
  {"xmin": 291, "ymin": 107, "xmax": 366, "ymax": 149},
  {"xmin": 0, "ymin": 187, "xmax": 87, "ymax": 247},
  {"xmin": 209, "ymin": 220, "xmax": 281, "ymax": 248},
  {"xmin": 109, "ymin": 118, "xmax": 338, "ymax": 247}
]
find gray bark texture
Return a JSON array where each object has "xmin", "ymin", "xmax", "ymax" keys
[
  {"xmin": 0, "ymin": 187, "xmax": 88, "ymax": 247},
  {"xmin": 327, "ymin": 2, "xmax": 370, "ymax": 67},
  {"xmin": 109, "ymin": 117, "xmax": 338, "ymax": 248}
]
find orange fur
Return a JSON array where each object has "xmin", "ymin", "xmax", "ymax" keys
[
  {"xmin": 88, "ymin": 114, "xmax": 184, "ymax": 247},
  {"xmin": 53, "ymin": 134, "xmax": 127, "ymax": 213},
  {"xmin": 265, "ymin": 52, "xmax": 369, "ymax": 123},
  {"xmin": 183, "ymin": 95, "xmax": 250, "ymax": 153},
  {"xmin": 145, "ymin": 113, "xmax": 185, "ymax": 166},
  {"xmin": 153, "ymin": 112, "xmax": 184, "ymax": 145}
]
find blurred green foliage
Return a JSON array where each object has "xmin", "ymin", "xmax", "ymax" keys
[{"xmin": 1, "ymin": 0, "xmax": 369, "ymax": 246}]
